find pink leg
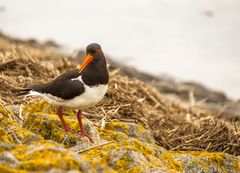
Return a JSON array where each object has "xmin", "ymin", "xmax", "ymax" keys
[
  {"xmin": 76, "ymin": 110, "xmax": 93, "ymax": 143},
  {"xmin": 57, "ymin": 107, "xmax": 75, "ymax": 133}
]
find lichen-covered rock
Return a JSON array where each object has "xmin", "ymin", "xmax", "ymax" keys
[
  {"xmin": 0, "ymin": 116, "xmax": 43, "ymax": 144},
  {"xmin": 0, "ymin": 142, "xmax": 102, "ymax": 173},
  {"xmin": 0, "ymin": 151, "xmax": 20, "ymax": 168},
  {"xmin": 23, "ymin": 113, "xmax": 100, "ymax": 148},
  {"xmin": 104, "ymin": 121, "xmax": 155, "ymax": 144},
  {"xmin": 159, "ymin": 151, "xmax": 240, "ymax": 173},
  {"xmin": 0, "ymin": 103, "xmax": 239, "ymax": 173}
]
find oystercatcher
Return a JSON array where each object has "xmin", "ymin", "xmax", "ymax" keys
[{"xmin": 18, "ymin": 43, "xmax": 109, "ymax": 142}]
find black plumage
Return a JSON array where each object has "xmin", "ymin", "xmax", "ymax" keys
[
  {"xmin": 30, "ymin": 70, "xmax": 85, "ymax": 100},
  {"xmin": 18, "ymin": 43, "xmax": 109, "ymax": 100}
]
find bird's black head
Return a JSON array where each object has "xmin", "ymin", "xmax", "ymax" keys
[
  {"xmin": 86, "ymin": 43, "xmax": 103, "ymax": 56},
  {"xmin": 79, "ymin": 43, "xmax": 109, "ymax": 85},
  {"xmin": 78, "ymin": 43, "xmax": 106, "ymax": 73}
]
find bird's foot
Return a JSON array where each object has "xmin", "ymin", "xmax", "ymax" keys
[
  {"xmin": 63, "ymin": 125, "xmax": 93, "ymax": 143},
  {"xmin": 81, "ymin": 130, "xmax": 94, "ymax": 143},
  {"xmin": 64, "ymin": 126, "xmax": 77, "ymax": 134}
]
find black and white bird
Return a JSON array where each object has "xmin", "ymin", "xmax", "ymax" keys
[{"xmin": 18, "ymin": 43, "xmax": 109, "ymax": 142}]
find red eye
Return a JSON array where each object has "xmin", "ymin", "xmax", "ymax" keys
[{"xmin": 95, "ymin": 48, "xmax": 100, "ymax": 52}]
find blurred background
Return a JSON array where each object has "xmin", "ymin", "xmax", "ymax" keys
[{"xmin": 0, "ymin": 0, "xmax": 239, "ymax": 99}]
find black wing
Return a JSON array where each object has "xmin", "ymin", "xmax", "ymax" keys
[{"xmin": 29, "ymin": 69, "xmax": 85, "ymax": 100}]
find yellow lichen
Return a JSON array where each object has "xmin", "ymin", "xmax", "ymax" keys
[
  {"xmin": 177, "ymin": 151, "xmax": 226, "ymax": 169},
  {"xmin": 125, "ymin": 166, "xmax": 146, "ymax": 173},
  {"xmin": 6, "ymin": 142, "xmax": 84, "ymax": 172},
  {"xmin": 23, "ymin": 112, "xmax": 81, "ymax": 147},
  {"xmin": 80, "ymin": 122, "xmax": 166, "ymax": 172},
  {"xmin": 0, "ymin": 164, "xmax": 27, "ymax": 173},
  {"xmin": 105, "ymin": 122, "xmax": 130, "ymax": 134},
  {"xmin": 0, "ymin": 104, "xmax": 14, "ymax": 118},
  {"xmin": 22, "ymin": 100, "xmax": 75, "ymax": 119},
  {"xmin": 0, "ymin": 127, "xmax": 13, "ymax": 144},
  {"xmin": 161, "ymin": 151, "xmax": 240, "ymax": 173},
  {"xmin": 0, "ymin": 116, "xmax": 43, "ymax": 144},
  {"xmin": 160, "ymin": 152, "xmax": 183, "ymax": 172}
]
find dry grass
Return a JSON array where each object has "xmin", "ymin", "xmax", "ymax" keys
[
  {"xmin": 0, "ymin": 35, "xmax": 239, "ymax": 155},
  {"xmin": 0, "ymin": 36, "xmax": 74, "ymax": 104},
  {"xmin": 93, "ymin": 73, "xmax": 240, "ymax": 155}
]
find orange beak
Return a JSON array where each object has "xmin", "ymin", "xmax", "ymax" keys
[{"xmin": 79, "ymin": 54, "xmax": 93, "ymax": 72}]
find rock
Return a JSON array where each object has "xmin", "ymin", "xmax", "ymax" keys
[
  {"xmin": 23, "ymin": 113, "xmax": 100, "ymax": 148},
  {"xmin": 4, "ymin": 97, "xmax": 230, "ymax": 172},
  {"xmin": 0, "ymin": 116, "xmax": 43, "ymax": 144},
  {"xmin": 104, "ymin": 121, "xmax": 155, "ymax": 144},
  {"xmin": 161, "ymin": 151, "xmax": 240, "ymax": 173},
  {"xmin": 0, "ymin": 111, "xmax": 239, "ymax": 173},
  {"xmin": 0, "ymin": 151, "xmax": 20, "ymax": 168},
  {"xmin": 0, "ymin": 142, "xmax": 97, "ymax": 173}
]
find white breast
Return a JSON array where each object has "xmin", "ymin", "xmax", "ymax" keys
[{"xmin": 64, "ymin": 84, "xmax": 108, "ymax": 109}]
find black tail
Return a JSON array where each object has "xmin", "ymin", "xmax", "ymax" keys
[{"xmin": 16, "ymin": 88, "xmax": 32, "ymax": 96}]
